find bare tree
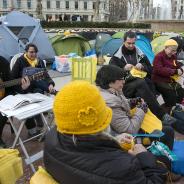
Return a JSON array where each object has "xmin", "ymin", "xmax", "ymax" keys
[{"xmin": 36, "ymin": 0, "xmax": 44, "ymax": 20}]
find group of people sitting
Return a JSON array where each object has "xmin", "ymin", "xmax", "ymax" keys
[
  {"xmin": 0, "ymin": 43, "xmax": 56, "ymax": 148},
  {"xmin": 43, "ymin": 31, "xmax": 184, "ymax": 183},
  {"xmin": 0, "ymin": 30, "xmax": 184, "ymax": 183}
]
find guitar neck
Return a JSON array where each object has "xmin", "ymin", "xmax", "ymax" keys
[{"xmin": 0, "ymin": 78, "xmax": 22, "ymax": 89}]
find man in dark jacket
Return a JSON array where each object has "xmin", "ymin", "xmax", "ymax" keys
[
  {"xmin": 0, "ymin": 56, "xmax": 11, "ymax": 148},
  {"xmin": 110, "ymin": 31, "xmax": 176, "ymax": 125},
  {"xmin": 11, "ymin": 43, "xmax": 56, "ymax": 136},
  {"xmin": 44, "ymin": 81, "xmax": 168, "ymax": 184}
]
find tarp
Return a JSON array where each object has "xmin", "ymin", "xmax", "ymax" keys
[
  {"xmin": 172, "ymin": 140, "xmax": 184, "ymax": 175},
  {"xmin": 136, "ymin": 34, "xmax": 155, "ymax": 64},
  {"xmin": 50, "ymin": 34, "xmax": 91, "ymax": 56},
  {"xmin": 0, "ymin": 11, "xmax": 55, "ymax": 62},
  {"xmin": 101, "ymin": 38, "xmax": 122, "ymax": 56}
]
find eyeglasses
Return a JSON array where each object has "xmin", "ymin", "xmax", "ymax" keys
[{"xmin": 28, "ymin": 51, "xmax": 37, "ymax": 54}]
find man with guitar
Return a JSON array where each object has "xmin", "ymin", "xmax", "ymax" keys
[{"xmin": 11, "ymin": 43, "xmax": 56, "ymax": 137}]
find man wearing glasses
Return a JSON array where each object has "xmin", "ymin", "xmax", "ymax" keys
[
  {"xmin": 110, "ymin": 31, "xmax": 176, "ymax": 126},
  {"xmin": 10, "ymin": 43, "xmax": 56, "ymax": 137},
  {"xmin": 152, "ymin": 39, "xmax": 184, "ymax": 111}
]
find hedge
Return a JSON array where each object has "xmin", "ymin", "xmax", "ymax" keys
[{"xmin": 41, "ymin": 21, "xmax": 151, "ymax": 29}]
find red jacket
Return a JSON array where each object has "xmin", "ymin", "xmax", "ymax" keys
[{"xmin": 152, "ymin": 50, "xmax": 182, "ymax": 83}]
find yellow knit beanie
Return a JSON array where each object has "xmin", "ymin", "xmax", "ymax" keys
[
  {"xmin": 164, "ymin": 39, "xmax": 178, "ymax": 47},
  {"xmin": 53, "ymin": 81, "xmax": 112, "ymax": 135}
]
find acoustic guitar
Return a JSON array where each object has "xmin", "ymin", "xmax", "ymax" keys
[{"xmin": 0, "ymin": 70, "xmax": 47, "ymax": 100}]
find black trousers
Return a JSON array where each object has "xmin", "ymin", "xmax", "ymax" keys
[
  {"xmin": 155, "ymin": 82, "xmax": 184, "ymax": 107},
  {"xmin": 25, "ymin": 115, "xmax": 43, "ymax": 129},
  {"xmin": 160, "ymin": 126, "xmax": 174, "ymax": 150},
  {"xmin": 0, "ymin": 114, "xmax": 7, "ymax": 138},
  {"xmin": 123, "ymin": 78, "xmax": 165, "ymax": 120},
  {"xmin": 0, "ymin": 113, "xmax": 43, "ymax": 139}
]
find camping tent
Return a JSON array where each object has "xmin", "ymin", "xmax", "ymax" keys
[
  {"xmin": 0, "ymin": 11, "xmax": 55, "ymax": 62},
  {"xmin": 151, "ymin": 35, "xmax": 171, "ymax": 54},
  {"xmin": 95, "ymin": 33, "xmax": 112, "ymax": 56},
  {"xmin": 50, "ymin": 34, "xmax": 91, "ymax": 56},
  {"xmin": 136, "ymin": 34, "xmax": 155, "ymax": 64},
  {"xmin": 112, "ymin": 31, "xmax": 125, "ymax": 39},
  {"xmin": 101, "ymin": 38, "xmax": 122, "ymax": 56}
]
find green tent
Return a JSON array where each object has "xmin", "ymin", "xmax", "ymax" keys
[
  {"xmin": 151, "ymin": 35, "xmax": 171, "ymax": 54},
  {"xmin": 112, "ymin": 31, "xmax": 125, "ymax": 39},
  {"xmin": 50, "ymin": 34, "xmax": 91, "ymax": 56}
]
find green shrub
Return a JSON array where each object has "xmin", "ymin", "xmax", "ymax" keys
[{"xmin": 41, "ymin": 21, "xmax": 151, "ymax": 29}]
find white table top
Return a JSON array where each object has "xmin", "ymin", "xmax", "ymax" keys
[{"xmin": 0, "ymin": 94, "xmax": 54, "ymax": 120}]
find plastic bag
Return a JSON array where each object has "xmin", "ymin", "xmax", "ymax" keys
[{"xmin": 54, "ymin": 56, "xmax": 71, "ymax": 73}]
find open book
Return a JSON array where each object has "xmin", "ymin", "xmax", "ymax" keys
[{"xmin": 0, "ymin": 93, "xmax": 47, "ymax": 111}]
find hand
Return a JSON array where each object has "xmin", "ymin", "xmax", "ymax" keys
[
  {"xmin": 48, "ymin": 84, "xmax": 56, "ymax": 94},
  {"xmin": 135, "ymin": 63, "xmax": 143, "ymax": 70},
  {"xmin": 21, "ymin": 76, "xmax": 30, "ymax": 90},
  {"xmin": 136, "ymin": 97, "xmax": 144, "ymax": 104},
  {"xmin": 136, "ymin": 102, "xmax": 148, "ymax": 113},
  {"xmin": 124, "ymin": 64, "xmax": 133, "ymax": 71},
  {"xmin": 116, "ymin": 133, "xmax": 133, "ymax": 144},
  {"xmin": 177, "ymin": 69, "xmax": 183, "ymax": 76},
  {"xmin": 128, "ymin": 144, "xmax": 147, "ymax": 156}
]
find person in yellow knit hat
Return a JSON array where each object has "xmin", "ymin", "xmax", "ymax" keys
[
  {"xmin": 152, "ymin": 39, "xmax": 184, "ymax": 112},
  {"xmin": 44, "ymin": 80, "xmax": 168, "ymax": 184}
]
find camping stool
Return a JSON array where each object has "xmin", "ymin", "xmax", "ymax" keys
[{"xmin": 71, "ymin": 57, "xmax": 97, "ymax": 83}]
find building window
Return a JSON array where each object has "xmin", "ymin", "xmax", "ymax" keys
[
  {"xmin": 93, "ymin": 2, "xmax": 95, "ymax": 9},
  {"xmin": 65, "ymin": 1, "xmax": 69, "ymax": 9},
  {"xmin": 56, "ymin": 1, "xmax": 60, "ymax": 9},
  {"xmin": 17, "ymin": 0, "xmax": 21, "ymax": 9},
  {"xmin": 46, "ymin": 14, "xmax": 52, "ymax": 21},
  {"xmin": 27, "ymin": 0, "xmax": 31, "ymax": 9},
  {"xmin": 83, "ymin": 15, "xmax": 88, "ymax": 21},
  {"xmin": 47, "ymin": 1, "xmax": 51, "ymax": 9},
  {"xmin": 3, "ymin": 0, "xmax": 7, "ymax": 9},
  {"xmin": 84, "ymin": 2, "xmax": 87, "ymax": 10},
  {"xmin": 75, "ymin": 1, "xmax": 78, "ymax": 9}
]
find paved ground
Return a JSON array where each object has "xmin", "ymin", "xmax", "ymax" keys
[{"xmin": 1, "ymin": 74, "xmax": 184, "ymax": 183}]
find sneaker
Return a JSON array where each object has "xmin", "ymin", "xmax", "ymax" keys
[
  {"xmin": 0, "ymin": 138, "xmax": 6, "ymax": 148},
  {"xmin": 162, "ymin": 114, "xmax": 177, "ymax": 126},
  {"xmin": 28, "ymin": 128, "xmax": 41, "ymax": 139}
]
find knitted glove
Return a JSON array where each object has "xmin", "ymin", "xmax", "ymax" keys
[
  {"xmin": 136, "ymin": 102, "xmax": 148, "ymax": 113},
  {"xmin": 129, "ymin": 97, "xmax": 142, "ymax": 108}
]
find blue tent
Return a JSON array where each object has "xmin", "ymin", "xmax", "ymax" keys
[
  {"xmin": 136, "ymin": 34, "xmax": 155, "ymax": 64},
  {"xmin": 101, "ymin": 38, "xmax": 122, "ymax": 56},
  {"xmin": 0, "ymin": 11, "xmax": 55, "ymax": 61}
]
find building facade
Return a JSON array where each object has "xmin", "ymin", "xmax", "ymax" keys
[
  {"xmin": 172, "ymin": 0, "xmax": 184, "ymax": 19},
  {"xmin": 0, "ymin": 0, "xmax": 110, "ymax": 21}
]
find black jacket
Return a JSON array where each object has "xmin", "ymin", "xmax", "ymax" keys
[
  {"xmin": 44, "ymin": 128, "xmax": 167, "ymax": 184},
  {"xmin": 110, "ymin": 45, "xmax": 152, "ymax": 79},
  {"xmin": 0, "ymin": 56, "xmax": 13, "ymax": 96},
  {"xmin": 11, "ymin": 54, "xmax": 54, "ymax": 93}
]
